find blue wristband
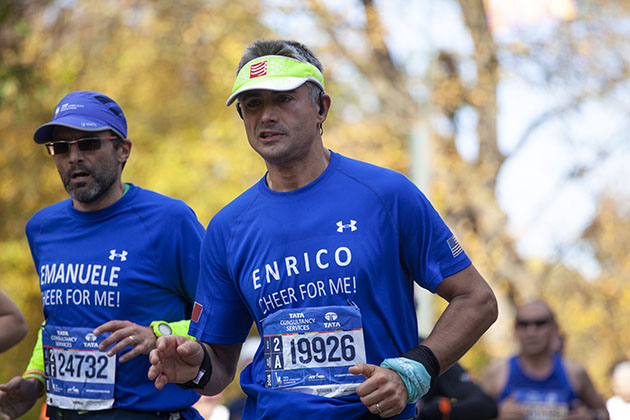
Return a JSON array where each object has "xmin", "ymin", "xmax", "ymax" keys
[{"xmin": 380, "ymin": 357, "xmax": 432, "ymax": 402}]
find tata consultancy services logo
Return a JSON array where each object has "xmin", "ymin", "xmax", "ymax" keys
[
  {"xmin": 84, "ymin": 332, "xmax": 99, "ymax": 348},
  {"xmin": 324, "ymin": 312, "xmax": 338, "ymax": 322}
]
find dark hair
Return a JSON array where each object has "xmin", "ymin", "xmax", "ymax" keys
[{"xmin": 236, "ymin": 40, "xmax": 323, "ymax": 74}]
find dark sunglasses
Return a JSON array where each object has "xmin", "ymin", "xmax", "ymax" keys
[
  {"xmin": 515, "ymin": 317, "xmax": 551, "ymax": 328},
  {"xmin": 45, "ymin": 136, "xmax": 118, "ymax": 156}
]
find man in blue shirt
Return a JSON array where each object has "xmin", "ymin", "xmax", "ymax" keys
[
  {"xmin": 0, "ymin": 91, "xmax": 205, "ymax": 420},
  {"xmin": 148, "ymin": 40, "xmax": 498, "ymax": 420},
  {"xmin": 481, "ymin": 300, "xmax": 608, "ymax": 420}
]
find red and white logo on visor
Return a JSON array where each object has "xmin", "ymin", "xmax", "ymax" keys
[{"xmin": 249, "ymin": 60, "xmax": 268, "ymax": 78}]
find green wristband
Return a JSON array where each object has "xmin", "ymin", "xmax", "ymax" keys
[{"xmin": 150, "ymin": 320, "xmax": 196, "ymax": 340}]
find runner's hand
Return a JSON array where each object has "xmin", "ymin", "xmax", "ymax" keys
[
  {"xmin": 497, "ymin": 397, "xmax": 526, "ymax": 420},
  {"xmin": 94, "ymin": 320, "xmax": 157, "ymax": 363},
  {"xmin": 566, "ymin": 402, "xmax": 598, "ymax": 420},
  {"xmin": 349, "ymin": 362, "xmax": 408, "ymax": 418},
  {"xmin": 0, "ymin": 376, "xmax": 42, "ymax": 420},
  {"xmin": 148, "ymin": 336, "xmax": 204, "ymax": 390}
]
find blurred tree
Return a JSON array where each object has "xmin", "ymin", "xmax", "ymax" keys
[
  {"xmin": 560, "ymin": 196, "xmax": 630, "ymax": 393},
  {"xmin": 1, "ymin": 2, "xmax": 57, "ymax": 419},
  {"xmin": 1, "ymin": 1, "xmax": 272, "ymax": 418},
  {"xmin": 266, "ymin": 0, "xmax": 531, "ymax": 355},
  {"xmin": 2, "ymin": 1, "xmax": 629, "ymax": 418},
  {"xmin": 260, "ymin": 0, "xmax": 630, "ymax": 387}
]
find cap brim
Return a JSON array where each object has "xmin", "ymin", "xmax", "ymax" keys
[
  {"xmin": 33, "ymin": 117, "xmax": 124, "ymax": 144},
  {"xmin": 225, "ymin": 76, "xmax": 324, "ymax": 106}
]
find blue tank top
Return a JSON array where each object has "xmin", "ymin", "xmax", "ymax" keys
[{"xmin": 498, "ymin": 354, "xmax": 578, "ymax": 420}]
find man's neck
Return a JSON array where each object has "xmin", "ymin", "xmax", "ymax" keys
[
  {"xmin": 519, "ymin": 351, "xmax": 555, "ymax": 378},
  {"xmin": 266, "ymin": 148, "xmax": 331, "ymax": 192},
  {"xmin": 73, "ymin": 180, "xmax": 126, "ymax": 212}
]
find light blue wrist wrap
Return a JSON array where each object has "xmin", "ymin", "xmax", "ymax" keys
[{"xmin": 380, "ymin": 357, "xmax": 432, "ymax": 403}]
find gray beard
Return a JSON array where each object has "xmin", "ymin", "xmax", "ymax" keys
[{"xmin": 61, "ymin": 165, "xmax": 118, "ymax": 204}]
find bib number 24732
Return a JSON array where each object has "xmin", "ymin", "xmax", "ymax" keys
[{"xmin": 43, "ymin": 325, "xmax": 116, "ymax": 411}]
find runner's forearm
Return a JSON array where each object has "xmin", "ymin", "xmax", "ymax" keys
[
  {"xmin": 23, "ymin": 325, "xmax": 45, "ymax": 393},
  {"xmin": 425, "ymin": 266, "xmax": 497, "ymax": 372},
  {"xmin": 200, "ymin": 342, "xmax": 242, "ymax": 396}
]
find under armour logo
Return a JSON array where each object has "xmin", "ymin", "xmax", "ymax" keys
[
  {"xmin": 108, "ymin": 249, "xmax": 128, "ymax": 261},
  {"xmin": 336, "ymin": 220, "xmax": 357, "ymax": 232}
]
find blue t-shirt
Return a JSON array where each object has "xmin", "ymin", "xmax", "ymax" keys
[
  {"xmin": 26, "ymin": 184, "xmax": 204, "ymax": 412},
  {"xmin": 498, "ymin": 354, "xmax": 578, "ymax": 419},
  {"xmin": 190, "ymin": 152, "xmax": 471, "ymax": 420}
]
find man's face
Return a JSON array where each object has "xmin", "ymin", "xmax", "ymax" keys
[
  {"xmin": 50, "ymin": 126, "xmax": 122, "ymax": 205},
  {"xmin": 238, "ymin": 84, "xmax": 322, "ymax": 166},
  {"xmin": 514, "ymin": 303, "xmax": 557, "ymax": 357}
]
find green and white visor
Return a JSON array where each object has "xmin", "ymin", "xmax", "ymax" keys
[{"xmin": 226, "ymin": 55, "xmax": 325, "ymax": 106}]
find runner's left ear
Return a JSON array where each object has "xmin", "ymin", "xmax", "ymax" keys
[{"xmin": 318, "ymin": 91, "xmax": 324, "ymax": 115}]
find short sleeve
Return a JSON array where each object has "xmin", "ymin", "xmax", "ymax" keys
[
  {"xmin": 396, "ymin": 181, "xmax": 471, "ymax": 292},
  {"xmin": 164, "ymin": 204, "xmax": 205, "ymax": 311},
  {"xmin": 188, "ymin": 218, "xmax": 253, "ymax": 344}
]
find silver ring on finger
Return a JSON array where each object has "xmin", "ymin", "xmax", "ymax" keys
[
  {"xmin": 376, "ymin": 402, "xmax": 383, "ymax": 415},
  {"xmin": 128, "ymin": 335, "xmax": 135, "ymax": 345}
]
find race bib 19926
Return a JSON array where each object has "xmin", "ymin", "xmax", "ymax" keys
[{"xmin": 262, "ymin": 305, "xmax": 366, "ymax": 398}]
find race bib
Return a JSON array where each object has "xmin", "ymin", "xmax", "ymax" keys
[
  {"xmin": 262, "ymin": 305, "xmax": 366, "ymax": 398},
  {"xmin": 514, "ymin": 389, "xmax": 570, "ymax": 420},
  {"xmin": 43, "ymin": 325, "xmax": 116, "ymax": 410}
]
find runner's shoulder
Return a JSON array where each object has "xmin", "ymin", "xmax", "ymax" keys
[
  {"xmin": 561, "ymin": 357, "xmax": 589, "ymax": 388},
  {"xmin": 25, "ymin": 200, "xmax": 71, "ymax": 239}
]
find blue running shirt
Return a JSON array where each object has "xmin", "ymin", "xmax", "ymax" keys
[
  {"xmin": 498, "ymin": 354, "xmax": 578, "ymax": 419},
  {"xmin": 190, "ymin": 152, "xmax": 471, "ymax": 419},
  {"xmin": 26, "ymin": 184, "xmax": 204, "ymax": 413}
]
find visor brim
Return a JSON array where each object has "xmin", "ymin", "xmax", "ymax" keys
[
  {"xmin": 226, "ymin": 76, "xmax": 324, "ymax": 106},
  {"xmin": 33, "ymin": 118, "xmax": 124, "ymax": 144}
]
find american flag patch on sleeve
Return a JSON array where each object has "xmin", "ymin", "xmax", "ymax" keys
[
  {"xmin": 191, "ymin": 302, "xmax": 203, "ymax": 323},
  {"xmin": 447, "ymin": 235, "xmax": 463, "ymax": 257}
]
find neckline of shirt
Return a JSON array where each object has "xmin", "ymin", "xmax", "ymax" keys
[
  {"xmin": 257, "ymin": 150, "xmax": 339, "ymax": 200},
  {"xmin": 66, "ymin": 183, "xmax": 137, "ymax": 220}
]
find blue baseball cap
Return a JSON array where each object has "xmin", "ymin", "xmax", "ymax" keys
[{"xmin": 33, "ymin": 91, "xmax": 127, "ymax": 144}]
